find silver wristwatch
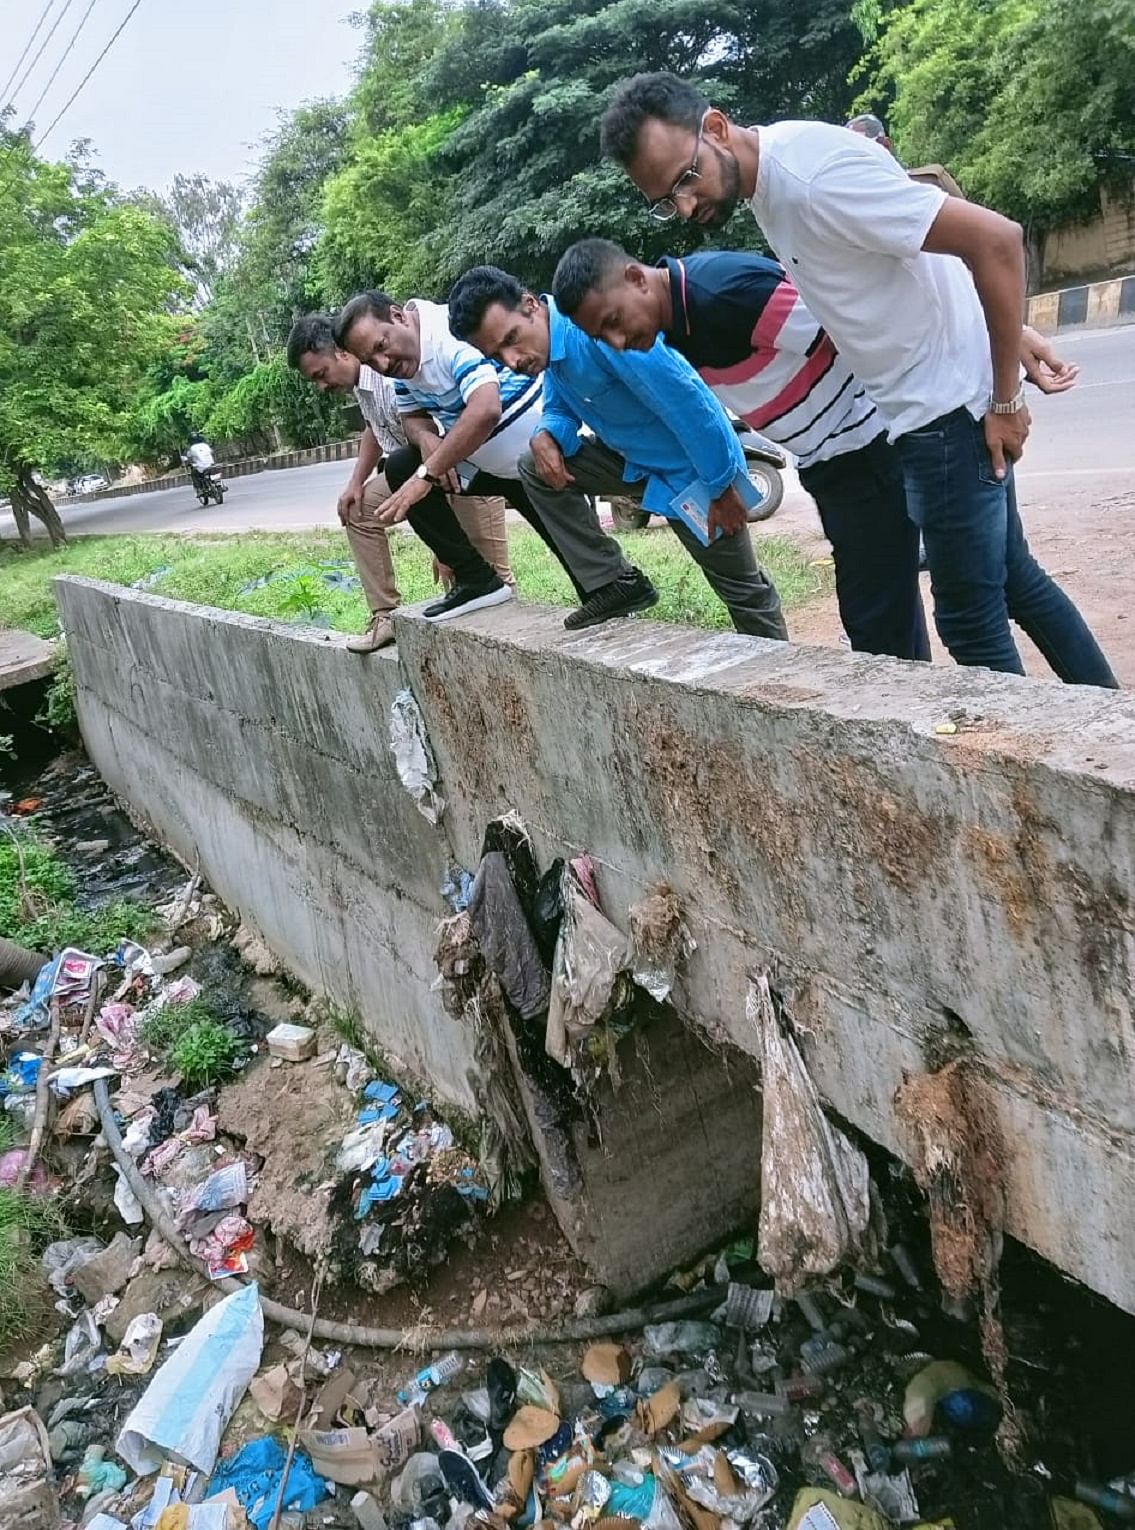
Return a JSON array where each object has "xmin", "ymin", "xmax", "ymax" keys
[
  {"xmin": 415, "ymin": 462, "xmax": 441, "ymax": 485},
  {"xmin": 988, "ymin": 388, "xmax": 1026, "ymax": 415}
]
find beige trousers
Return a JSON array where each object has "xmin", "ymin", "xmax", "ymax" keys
[{"xmin": 343, "ymin": 472, "xmax": 514, "ymax": 615}]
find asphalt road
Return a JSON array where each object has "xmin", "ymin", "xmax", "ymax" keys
[{"xmin": 3, "ymin": 323, "xmax": 1132, "ymax": 545}]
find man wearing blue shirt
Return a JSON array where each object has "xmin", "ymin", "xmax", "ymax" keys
[{"xmin": 447, "ymin": 265, "xmax": 787, "ymax": 641}]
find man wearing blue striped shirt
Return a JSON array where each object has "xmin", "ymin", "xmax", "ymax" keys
[{"xmin": 336, "ymin": 291, "xmax": 655, "ymax": 626}]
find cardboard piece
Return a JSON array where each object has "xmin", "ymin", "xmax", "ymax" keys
[
  {"xmin": 581, "ymin": 1343, "xmax": 630, "ymax": 1387},
  {"xmin": 250, "ymin": 1362, "xmax": 303, "ymax": 1422},
  {"xmin": 298, "ymin": 1426, "xmax": 381, "ymax": 1487},
  {"xmin": 373, "ymin": 1407, "xmax": 419, "ymax": 1470},
  {"xmin": 637, "ymin": 1381, "xmax": 680, "ymax": 1436},
  {"xmin": 503, "ymin": 1406, "xmax": 560, "ymax": 1450}
]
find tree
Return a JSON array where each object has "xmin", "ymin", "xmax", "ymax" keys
[
  {"xmin": 153, "ymin": 172, "xmax": 244, "ymax": 307},
  {"xmin": 860, "ymin": 0, "xmax": 1135, "ymax": 271},
  {"xmin": 413, "ymin": 0, "xmax": 867, "ymax": 290},
  {"xmin": 0, "ymin": 125, "xmax": 185, "ymax": 545}
]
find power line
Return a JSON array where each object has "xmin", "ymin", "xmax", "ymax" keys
[
  {"xmin": 7, "ymin": 0, "xmax": 79, "ymax": 113},
  {"xmin": 26, "ymin": 0, "xmax": 102, "ymax": 128},
  {"xmin": 0, "ymin": 0, "xmax": 58, "ymax": 107},
  {"xmin": 35, "ymin": 0, "xmax": 144, "ymax": 151}
]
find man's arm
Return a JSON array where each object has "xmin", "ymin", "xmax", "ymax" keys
[
  {"xmin": 922, "ymin": 197, "xmax": 1028, "ymax": 476},
  {"xmin": 378, "ymin": 382, "xmax": 503, "ymax": 525},
  {"xmin": 1020, "ymin": 324, "xmax": 1079, "ymax": 394},
  {"xmin": 610, "ymin": 340, "xmax": 747, "ymax": 534},
  {"xmin": 528, "ymin": 361, "xmax": 585, "ymax": 489},
  {"xmin": 337, "ymin": 426, "xmax": 381, "ymax": 523}
]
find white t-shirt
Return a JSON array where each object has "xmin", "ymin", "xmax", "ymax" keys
[
  {"xmin": 749, "ymin": 120, "xmax": 993, "ymax": 439},
  {"xmin": 394, "ymin": 299, "xmax": 544, "ymax": 481},
  {"xmin": 185, "ymin": 442, "xmax": 214, "ymax": 470}
]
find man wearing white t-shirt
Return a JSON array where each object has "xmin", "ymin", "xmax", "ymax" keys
[{"xmin": 601, "ymin": 73, "xmax": 1117, "ymax": 687}]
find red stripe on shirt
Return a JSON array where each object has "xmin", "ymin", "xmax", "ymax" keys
[
  {"xmin": 712, "ymin": 335, "xmax": 838, "ymax": 429},
  {"xmin": 752, "ymin": 280, "xmax": 798, "ymax": 350}
]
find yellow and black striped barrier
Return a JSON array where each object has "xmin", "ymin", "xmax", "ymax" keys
[{"xmin": 1028, "ymin": 273, "xmax": 1135, "ymax": 333}]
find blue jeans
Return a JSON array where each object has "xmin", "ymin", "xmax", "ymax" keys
[
  {"xmin": 895, "ymin": 407, "xmax": 1118, "ymax": 687},
  {"xmin": 800, "ymin": 434, "xmax": 930, "ymax": 662}
]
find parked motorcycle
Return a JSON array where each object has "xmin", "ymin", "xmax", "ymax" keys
[
  {"xmin": 190, "ymin": 463, "xmax": 226, "ymax": 507},
  {"xmin": 608, "ymin": 416, "xmax": 788, "ymax": 531}
]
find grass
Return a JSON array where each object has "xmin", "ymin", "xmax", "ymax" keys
[
  {"xmin": 0, "ymin": 1184, "xmax": 66, "ymax": 1354},
  {"xmin": 141, "ymin": 995, "xmax": 244, "ymax": 1088},
  {"xmin": 0, "ymin": 823, "xmax": 155, "ymax": 952},
  {"xmin": 0, "ymin": 523, "xmax": 829, "ymax": 640}
]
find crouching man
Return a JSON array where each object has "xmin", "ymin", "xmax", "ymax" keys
[{"xmin": 287, "ymin": 313, "xmax": 512, "ymax": 647}]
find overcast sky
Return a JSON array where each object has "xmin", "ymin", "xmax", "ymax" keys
[{"xmin": 3, "ymin": 0, "xmax": 360, "ymax": 194}]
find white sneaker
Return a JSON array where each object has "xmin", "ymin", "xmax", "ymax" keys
[{"xmin": 423, "ymin": 579, "xmax": 513, "ymax": 622}]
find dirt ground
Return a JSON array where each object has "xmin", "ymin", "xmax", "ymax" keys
[{"xmin": 768, "ymin": 465, "xmax": 1135, "ymax": 686}]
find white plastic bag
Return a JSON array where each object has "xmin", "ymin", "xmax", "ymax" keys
[
  {"xmin": 545, "ymin": 865, "xmax": 628, "ymax": 1067},
  {"xmin": 116, "ymin": 1281, "xmax": 263, "ymax": 1476},
  {"xmin": 389, "ymin": 689, "xmax": 444, "ymax": 825},
  {"xmin": 750, "ymin": 974, "xmax": 870, "ymax": 1292}
]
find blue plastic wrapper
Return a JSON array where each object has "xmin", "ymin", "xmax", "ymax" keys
[{"xmin": 206, "ymin": 1436, "xmax": 326, "ymax": 1530}]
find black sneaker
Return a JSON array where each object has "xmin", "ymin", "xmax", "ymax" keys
[
  {"xmin": 424, "ymin": 577, "xmax": 513, "ymax": 621},
  {"xmin": 563, "ymin": 569, "xmax": 658, "ymax": 630}
]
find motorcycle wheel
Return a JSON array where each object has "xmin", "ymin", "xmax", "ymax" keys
[
  {"xmin": 744, "ymin": 456, "xmax": 784, "ymax": 521},
  {"xmin": 197, "ymin": 492, "xmax": 209, "ymax": 507},
  {"xmin": 609, "ymin": 496, "xmax": 650, "ymax": 532},
  {"xmin": 214, "ymin": 487, "xmax": 226, "ymax": 503}
]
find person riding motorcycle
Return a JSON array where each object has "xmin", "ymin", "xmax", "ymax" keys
[{"xmin": 183, "ymin": 434, "xmax": 216, "ymax": 497}]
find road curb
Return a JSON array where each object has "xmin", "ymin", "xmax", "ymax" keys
[
  {"xmin": 1028, "ymin": 273, "xmax": 1135, "ymax": 333},
  {"xmin": 59, "ymin": 438, "xmax": 358, "ymax": 506}
]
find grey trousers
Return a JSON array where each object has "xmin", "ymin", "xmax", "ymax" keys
[{"xmin": 518, "ymin": 438, "xmax": 788, "ymax": 641}]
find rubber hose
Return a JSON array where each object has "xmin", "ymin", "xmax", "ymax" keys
[
  {"xmin": 0, "ymin": 935, "xmax": 47, "ymax": 992},
  {"xmin": 94, "ymin": 1078, "xmax": 725, "ymax": 1350}
]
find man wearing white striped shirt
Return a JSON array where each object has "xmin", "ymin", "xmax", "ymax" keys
[
  {"xmin": 336, "ymin": 290, "xmax": 655, "ymax": 626},
  {"xmin": 561, "ymin": 241, "xmax": 929, "ymax": 659}
]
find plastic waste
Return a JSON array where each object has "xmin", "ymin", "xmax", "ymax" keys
[
  {"xmin": 722, "ymin": 1283, "xmax": 775, "ymax": 1331},
  {"xmin": 779, "ymin": 1373, "xmax": 826, "ymax": 1403},
  {"xmin": 903, "ymin": 1361, "xmax": 1000, "ymax": 1436},
  {"xmin": 206, "ymin": 1435, "xmax": 327, "ymax": 1530},
  {"xmin": 734, "ymin": 1390, "xmax": 791, "ymax": 1418},
  {"xmin": 1073, "ymin": 1482, "xmax": 1135, "ymax": 1521},
  {"xmin": 397, "ymin": 1351, "xmax": 463, "ymax": 1406},
  {"xmin": 627, "ymin": 884, "xmax": 696, "ymax": 1003},
  {"xmin": 531, "ymin": 859, "xmax": 565, "ymax": 966},
  {"xmin": 390, "ymin": 689, "xmax": 444, "ymax": 825},
  {"xmin": 76, "ymin": 1445, "xmax": 127, "ymax": 1499},
  {"xmin": 643, "ymin": 1321, "xmax": 722, "ymax": 1360},
  {"xmin": 891, "ymin": 1438, "xmax": 952, "ymax": 1464},
  {"xmin": 117, "ymin": 1281, "xmax": 264, "ymax": 1476},
  {"xmin": 802, "ymin": 1436, "xmax": 859, "ymax": 1498},
  {"xmin": 545, "ymin": 861, "xmax": 629, "ymax": 1067},
  {"xmin": 105, "ymin": 1313, "xmax": 163, "ymax": 1377},
  {"xmin": 749, "ymin": 974, "xmax": 871, "ymax": 1290},
  {"xmin": 57, "ymin": 1311, "xmax": 102, "ymax": 1376},
  {"xmin": 351, "ymin": 1490, "xmax": 388, "ymax": 1530}
]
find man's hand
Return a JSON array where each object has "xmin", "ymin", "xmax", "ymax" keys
[
  {"xmin": 378, "ymin": 472, "xmax": 432, "ymax": 525},
  {"xmin": 422, "ymin": 444, "xmax": 460, "ymax": 495},
  {"xmin": 336, "ymin": 478, "xmax": 363, "ymax": 525},
  {"xmin": 707, "ymin": 482, "xmax": 749, "ymax": 540},
  {"xmin": 432, "ymin": 556, "xmax": 454, "ymax": 588},
  {"xmin": 529, "ymin": 430, "xmax": 575, "ymax": 490},
  {"xmin": 1020, "ymin": 325, "xmax": 1080, "ymax": 394},
  {"xmin": 984, "ymin": 404, "xmax": 1031, "ymax": 480}
]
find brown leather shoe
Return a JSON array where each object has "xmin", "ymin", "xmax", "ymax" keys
[{"xmin": 345, "ymin": 615, "xmax": 396, "ymax": 653}]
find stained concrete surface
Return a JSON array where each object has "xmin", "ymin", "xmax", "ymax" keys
[
  {"xmin": 55, "ymin": 576, "xmax": 1135, "ymax": 1310},
  {"xmin": 0, "ymin": 628, "xmax": 54, "ymax": 690}
]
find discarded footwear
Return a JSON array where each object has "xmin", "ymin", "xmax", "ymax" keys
[
  {"xmin": 345, "ymin": 614, "xmax": 396, "ymax": 652},
  {"xmin": 439, "ymin": 1446, "xmax": 495, "ymax": 1510},
  {"xmin": 563, "ymin": 568, "xmax": 658, "ymax": 630},
  {"xmin": 424, "ymin": 576, "xmax": 512, "ymax": 621}
]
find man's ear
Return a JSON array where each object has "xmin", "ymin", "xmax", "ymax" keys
[
  {"xmin": 702, "ymin": 108, "xmax": 731, "ymax": 148},
  {"xmin": 522, "ymin": 291, "xmax": 541, "ymax": 315},
  {"xmin": 625, "ymin": 262, "xmax": 649, "ymax": 291}
]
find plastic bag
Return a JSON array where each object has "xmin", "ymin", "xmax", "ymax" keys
[
  {"xmin": 117, "ymin": 1281, "xmax": 264, "ymax": 1476},
  {"xmin": 390, "ymin": 689, "xmax": 444, "ymax": 825},
  {"xmin": 531, "ymin": 859, "xmax": 565, "ymax": 967},
  {"xmin": 750, "ymin": 974, "xmax": 870, "ymax": 1292},
  {"xmin": 545, "ymin": 863, "xmax": 628, "ymax": 1067},
  {"xmin": 627, "ymin": 885, "xmax": 696, "ymax": 1004}
]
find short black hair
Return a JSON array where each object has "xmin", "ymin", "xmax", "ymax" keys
[
  {"xmin": 286, "ymin": 312, "xmax": 339, "ymax": 370},
  {"xmin": 601, "ymin": 72, "xmax": 709, "ymax": 165},
  {"xmin": 552, "ymin": 239, "xmax": 630, "ymax": 319},
  {"xmin": 334, "ymin": 290, "xmax": 398, "ymax": 348},
  {"xmin": 448, "ymin": 266, "xmax": 526, "ymax": 342}
]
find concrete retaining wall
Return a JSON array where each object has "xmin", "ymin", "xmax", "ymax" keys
[
  {"xmin": 55, "ymin": 579, "xmax": 1135, "ymax": 1311},
  {"xmin": 1028, "ymin": 273, "xmax": 1135, "ymax": 333}
]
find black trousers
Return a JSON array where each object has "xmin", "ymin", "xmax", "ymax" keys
[{"xmin": 385, "ymin": 445, "xmax": 597, "ymax": 601}]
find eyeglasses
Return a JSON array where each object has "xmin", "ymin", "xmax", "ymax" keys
[{"xmin": 648, "ymin": 115, "xmax": 706, "ymax": 222}]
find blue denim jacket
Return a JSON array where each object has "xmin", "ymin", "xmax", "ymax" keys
[{"xmin": 536, "ymin": 298, "xmax": 745, "ymax": 518}]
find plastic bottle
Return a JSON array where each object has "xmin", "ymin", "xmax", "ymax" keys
[
  {"xmin": 891, "ymin": 1436, "xmax": 952, "ymax": 1464},
  {"xmin": 795, "ymin": 1293, "xmax": 827, "ymax": 1333},
  {"xmin": 800, "ymin": 1337, "xmax": 850, "ymax": 1376},
  {"xmin": 777, "ymin": 1374, "xmax": 826, "ymax": 1403},
  {"xmin": 890, "ymin": 1243, "xmax": 924, "ymax": 1290},
  {"xmin": 397, "ymin": 1351, "xmax": 463, "ymax": 1405},
  {"xmin": 734, "ymin": 1390, "xmax": 792, "ymax": 1418},
  {"xmin": 1074, "ymin": 1481, "xmax": 1135, "ymax": 1520},
  {"xmin": 802, "ymin": 1436, "xmax": 859, "ymax": 1498},
  {"xmin": 854, "ymin": 1272, "xmax": 898, "ymax": 1300},
  {"xmin": 856, "ymin": 1411, "xmax": 891, "ymax": 1475}
]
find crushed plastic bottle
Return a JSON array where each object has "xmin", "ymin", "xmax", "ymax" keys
[
  {"xmin": 643, "ymin": 1322, "xmax": 722, "ymax": 1360},
  {"xmin": 891, "ymin": 1437, "xmax": 952, "ymax": 1464},
  {"xmin": 398, "ymin": 1352, "xmax": 463, "ymax": 1406},
  {"xmin": 802, "ymin": 1436, "xmax": 859, "ymax": 1498}
]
